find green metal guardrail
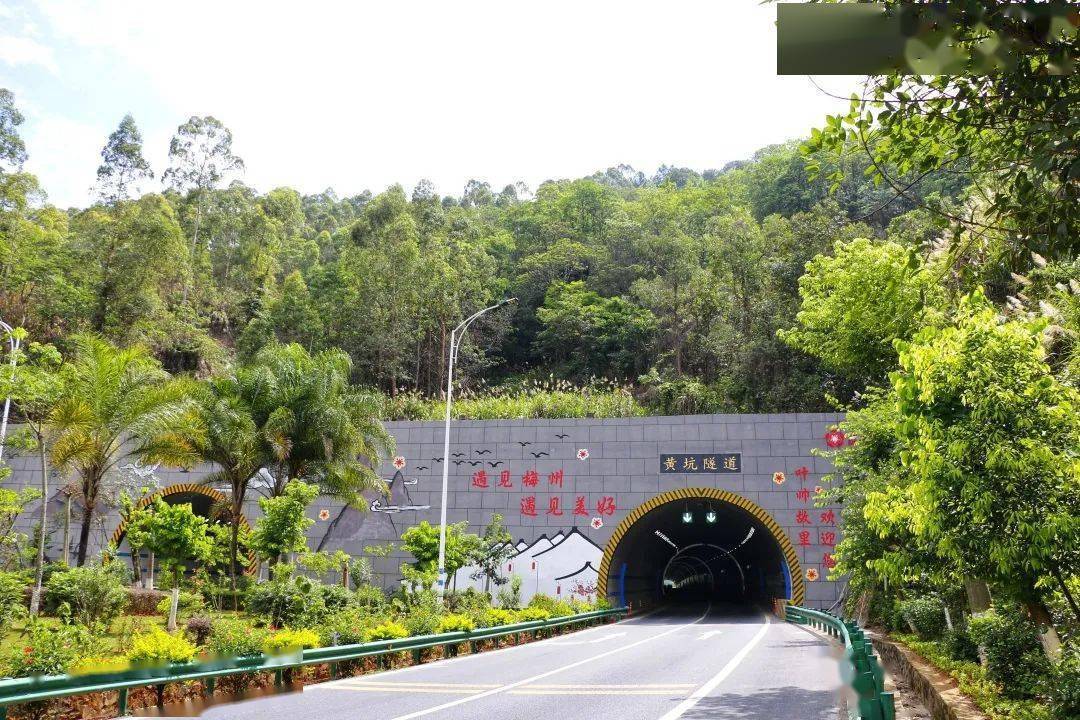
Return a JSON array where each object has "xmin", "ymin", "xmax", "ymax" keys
[
  {"xmin": 0, "ymin": 607, "xmax": 627, "ymax": 719},
  {"xmin": 784, "ymin": 605, "xmax": 895, "ymax": 720}
]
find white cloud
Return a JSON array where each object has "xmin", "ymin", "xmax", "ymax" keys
[
  {"xmin": 0, "ymin": 34, "xmax": 57, "ymax": 73},
  {"xmin": 17, "ymin": 0, "xmax": 861, "ymax": 207}
]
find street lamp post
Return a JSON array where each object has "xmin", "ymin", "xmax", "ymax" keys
[
  {"xmin": 0, "ymin": 320, "xmax": 22, "ymax": 464},
  {"xmin": 436, "ymin": 298, "xmax": 515, "ymax": 602}
]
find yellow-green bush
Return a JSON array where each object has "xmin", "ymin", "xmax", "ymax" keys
[
  {"xmin": 367, "ymin": 621, "xmax": 408, "ymax": 640},
  {"xmin": 127, "ymin": 628, "xmax": 198, "ymax": 665},
  {"xmin": 515, "ymin": 607, "xmax": 551, "ymax": 622},
  {"xmin": 435, "ymin": 614, "xmax": 476, "ymax": 633},
  {"xmin": 479, "ymin": 608, "xmax": 516, "ymax": 628},
  {"xmin": 263, "ymin": 628, "xmax": 321, "ymax": 654}
]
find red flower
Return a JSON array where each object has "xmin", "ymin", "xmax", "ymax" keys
[
  {"xmin": 806, "ymin": 568, "xmax": 820, "ymax": 582},
  {"xmin": 772, "ymin": 471, "xmax": 786, "ymax": 485},
  {"xmin": 824, "ymin": 429, "xmax": 846, "ymax": 448},
  {"xmin": 392, "ymin": 456, "xmax": 406, "ymax": 470},
  {"xmin": 590, "ymin": 517, "xmax": 604, "ymax": 530},
  {"xmin": 576, "ymin": 448, "xmax": 590, "ymax": 460}
]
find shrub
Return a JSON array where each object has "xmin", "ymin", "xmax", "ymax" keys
[
  {"xmin": 207, "ymin": 617, "xmax": 267, "ymax": 658},
  {"xmin": 318, "ymin": 607, "xmax": 371, "ymax": 646},
  {"xmin": 45, "ymin": 563, "xmax": 128, "ymax": 626},
  {"xmin": 263, "ymin": 628, "xmax": 321, "ymax": 654},
  {"xmin": 125, "ymin": 587, "xmax": 168, "ymax": 615},
  {"xmin": 319, "ymin": 584, "xmax": 353, "ymax": 613},
  {"xmin": 942, "ymin": 628, "xmax": 979, "ymax": 663},
  {"xmin": 528, "ymin": 594, "xmax": 572, "ymax": 618},
  {"xmin": 446, "ymin": 588, "xmax": 491, "ymax": 616},
  {"xmin": 69, "ymin": 655, "xmax": 130, "ymax": 676},
  {"xmin": 479, "ymin": 608, "xmax": 515, "ymax": 628},
  {"xmin": 367, "ymin": 621, "xmax": 408, "ymax": 641},
  {"xmin": 127, "ymin": 628, "xmax": 198, "ymax": 665},
  {"xmin": 186, "ymin": 616, "xmax": 213, "ymax": 646},
  {"xmin": 515, "ymin": 607, "xmax": 551, "ymax": 622},
  {"xmin": 0, "ymin": 570, "xmax": 27, "ymax": 624},
  {"xmin": 247, "ymin": 572, "xmax": 318, "ymax": 627},
  {"xmin": 899, "ymin": 597, "xmax": 948, "ymax": 640},
  {"xmin": 968, "ymin": 607, "xmax": 1050, "ymax": 699},
  {"xmin": 353, "ymin": 584, "xmax": 386, "ymax": 612},
  {"xmin": 3, "ymin": 622, "xmax": 99, "ymax": 677},
  {"xmin": 1049, "ymin": 647, "xmax": 1080, "ymax": 719},
  {"xmin": 497, "ymin": 575, "xmax": 522, "ymax": 609},
  {"xmin": 436, "ymin": 614, "xmax": 476, "ymax": 633},
  {"xmin": 156, "ymin": 591, "xmax": 206, "ymax": 618}
]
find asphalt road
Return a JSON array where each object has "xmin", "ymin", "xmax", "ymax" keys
[{"xmin": 142, "ymin": 603, "xmax": 842, "ymax": 720}]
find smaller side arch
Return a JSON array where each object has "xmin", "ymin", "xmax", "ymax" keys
[{"xmin": 111, "ymin": 483, "xmax": 258, "ymax": 575}]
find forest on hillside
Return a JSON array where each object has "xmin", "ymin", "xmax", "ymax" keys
[{"xmin": 0, "ymin": 91, "xmax": 971, "ymax": 416}]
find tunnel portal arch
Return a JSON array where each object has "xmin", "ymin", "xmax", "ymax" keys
[{"xmin": 597, "ymin": 487, "xmax": 804, "ymax": 607}]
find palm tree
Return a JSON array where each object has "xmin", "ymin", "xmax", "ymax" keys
[
  {"xmin": 49, "ymin": 336, "xmax": 202, "ymax": 566},
  {"xmin": 247, "ymin": 344, "xmax": 394, "ymax": 549},
  {"xmin": 193, "ymin": 375, "xmax": 262, "ymax": 606}
]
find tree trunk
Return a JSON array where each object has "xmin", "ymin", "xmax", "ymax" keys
[
  {"xmin": 76, "ymin": 500, "xmax": 94, "ymax": 566},
  {"xmin": 1024, "ymin": 599, "xmax": 1063, "ymax": 662},
  {"xmin": 146, "ymin": 552, "xmax": 155, "ymax": 589},
  {"xmin": 853, "ymin": 587, "xmax": 873, "ymax": 627},
  {"xmin": 29, "ymin": 442, "xmax": 48, "ymax": 617},
  {"xmin": 62, "ymin": 493, "xmax": 71, "ymax": 565},
  {"xmin": 168, "ymin": 577, "xmax": 180, "ymax": 632},
  {"xmin": 230, "ymin": 519, "xmax": 239, "ymax": 611},
  {"xmin": 130, "ymin": 547, "xmax": 142, "ymax": 585},
  {"xmin": 341, "ymin": 561, "xmax": 349, "ymax": 589},
  {"xmin": 181, "ymin": 201, "xmax": 202, "ymax": 306},
  {"xmin": 943, "ymin": 604, "xmax": 953, "ymax": 631},
  {"xmin": 1049, "ymin": 563, "xmax": 1080, "ymax": 623},
  {"xmin": 964, "ymin": 577, "xmax": 992, "ymax": 613}
]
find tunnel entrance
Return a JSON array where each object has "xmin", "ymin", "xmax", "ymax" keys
[{"xmin": 598, "ymin": 488, "xmax": 804, "ymax": 609}]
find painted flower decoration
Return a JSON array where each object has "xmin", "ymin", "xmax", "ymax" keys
[
  {"xmin": 577, "ymin": 448, "xmax": 590, "ymax": 460},
  {"xmin": 814, "ymin": 485, "xmax": 824, "ymax": 495},
  {"xmin": 824, "ymin": 429, "xmax": 846, "ymax": 448},
  {"xmin": 846, "ymin": 434, "xmax": 858, "ymax": 446},
  {"xmin": 772, "ymin": 471, "xmax": 786, "ymax": 486},
  {"xmin": 392, "ymin": 455, "xmax": 406, "ymax": 470},
  {"xmin": 806, "ymin": 568, "xmax": 820, "ymax": 582},
  {"xmin": 318, "ymin": 508, "xmax": 331, "ymax": 521},
  {"xmin": 590, "ymin": 517, "xmax": 604, "ymax": 530}
]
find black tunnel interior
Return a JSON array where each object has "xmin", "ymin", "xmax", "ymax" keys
[{"xmin": 605, "ymin": 496, "xmax": 789, "ymax": 609}]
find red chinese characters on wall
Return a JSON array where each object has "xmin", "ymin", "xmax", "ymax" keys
[
  {"xmin": 520, "ymin": 496, "xmax": 537, "ymax": 516},
  {"xmin": 498, "ymin": 470, "xmax": 513, "ymax": 488},
  {"xmin": 573, "ymin": 496, "xmax": 589, "ymax": 516},
  {"xmin": 471, "ymin": 470, "xmax": 489, "ymax": 489}
]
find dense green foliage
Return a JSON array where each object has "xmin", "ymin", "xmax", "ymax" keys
[{"xmin": 0, "ymin": 90, "xmax": 972, "ymax": 415}]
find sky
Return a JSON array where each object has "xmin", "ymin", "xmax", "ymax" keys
[{"xmin": 0, "ymin": 0, "xmax": 860, "ymax": 209}]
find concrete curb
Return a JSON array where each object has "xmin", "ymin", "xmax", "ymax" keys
[{"xmin": 869, "ymin": 633, "xmax": 987, "ymax": 720}]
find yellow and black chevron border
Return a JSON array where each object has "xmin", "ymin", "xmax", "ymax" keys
[
  {"xmin": 110, "ymin": 483, "xmax": 259, "ymax": 575},
  {"xmin": 596, "ymin": 487, "xmax": 804, "ymax": 606}
]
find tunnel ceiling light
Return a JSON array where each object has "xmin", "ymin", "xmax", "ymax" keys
[
  {"xmin": 705, "ymin": 510, "xmax": 717, "ymax": 524},
  {"xmin": 654, "ymin": 530, "xmax": 679, "ymax": 550},
  {"xmin": 682, "ymin": 511, "xmax": 693, "ymax": 524}
]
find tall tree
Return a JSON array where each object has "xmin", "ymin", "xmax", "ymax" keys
[
  {"xmin": 94, "ymin": 114, "xmax": 153, "ymax": 203},
  {"xmin": 193, "ymin": 373, "xmax": 263, "ymax": 605},
  {"xmin": 162, "ymin": 116, "xmax": 244, "ymax": 304},
  {"xmin": 48, "ymin": 336, "xmax": 202, "ymax": 565},
  {"xmin": 142, "ymin": 497, "xmax": 212, "ymax": 630},
  {"xmin": 885, "ymin": 294, "xmax": 1080, "ymax": 660},
  {"xmin": 0, "ymin": 89, "xmax": 27, "ymax": 172}
]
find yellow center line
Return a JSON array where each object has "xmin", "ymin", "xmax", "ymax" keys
[
  {"xmin": 523, "ymin": 684, "xmax": 694, "ymax": 689},
  {"xmin": 509, "ymin": 689, "xmax": 689, "ymax": 696},
  {"xmin": 318, "ymin": 686, "xmax": 487, "ymax": 694}
]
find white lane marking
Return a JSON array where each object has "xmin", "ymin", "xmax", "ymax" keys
[
  {"xmin": 697, "ymin": 630, "xmax": 723, "ymax": 640},
  {"xmin": 548, "ymin": 631, "xmax": 627, "ymax": 646},
  {"xmin": 388, "ymin": 603, "xmax": 713, "ymax": 720},
  {"xmin": 656, "ymin": 615, "xmax": 771, "ymax": 720},
  {"xmin": 310, "ymin": 613, "xmax": 629, "ymax": 688}
]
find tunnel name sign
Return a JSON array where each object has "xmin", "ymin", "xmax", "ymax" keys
[{"xmin": 660, "ymin": 453, "xmax": 741, "ymax": 473}]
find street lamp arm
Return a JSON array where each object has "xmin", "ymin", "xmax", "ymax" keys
[{"xmin": 435, "ymin": 297, "xmax": 515, "ymax": 602}]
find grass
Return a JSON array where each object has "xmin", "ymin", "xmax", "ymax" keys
[
  {"xmin": 380, "ymin": 379, "xmax": 645, "ymax": 420},
  {"xmin": 893, "ymin": 632, "xmax": 1053, "ymax": 720}
]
